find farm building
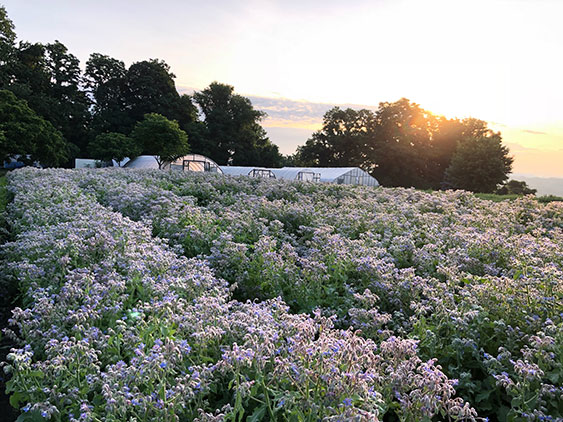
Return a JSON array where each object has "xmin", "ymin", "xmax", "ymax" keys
[
  {"xmin": 222, "ymin": 166, "xmax": 276, "ymax": 178},
  {"xmin": 270, "ymin": 168, "xmax": 320, "ymax": 182},
  {"xmin": 125, "ymin": 154, "xmax": 223, "ymax": 173},
  {"xmin": 271, "ymin": 167, "xmax": 379, "ymax": 187}
]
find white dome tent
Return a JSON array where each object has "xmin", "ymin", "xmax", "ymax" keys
[
  {"xmin": 124, "ymin": 154, "xmax": 223, "ymax": 173},
  {"xmin": 222, "ymin": 166, "xmax": 276, "ymax": 178}
]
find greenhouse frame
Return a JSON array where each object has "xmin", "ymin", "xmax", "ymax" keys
[
  {"xmin": 270, "ymin": 167, "xmax": 379, "ymax": 186},
  {"xmin": 124, "ymin": 155, "xmax": 223, "ymax": 173},
  {"xmin": 221, "ymin": 166, "xmax": 276, "ymax": 178}
]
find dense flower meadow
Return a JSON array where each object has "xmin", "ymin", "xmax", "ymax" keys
[{"xmin": 1, "ymin": 168, "xmax": 562, "ymax": 421}]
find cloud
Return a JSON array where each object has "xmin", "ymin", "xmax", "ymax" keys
[
  {"xmin": 522, "ymin": 129, "xmax": 548, "ymax": 135},
  {"xmin": 248, "ymin": 96, "xmax": 333, "ymax": 129},
  {"xmin": 249, "ymin": 95, "xmax": 383, "ymax": 130}
]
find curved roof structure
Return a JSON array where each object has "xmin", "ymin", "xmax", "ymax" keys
[
  {"xmin": 272, "ymin": 167, "xmax": 379, "ymax": 186},
  {"xmin": 169, "ymin": 154, "xmax": 223, "ymax": 173},
  {"xmin": 124, "ymin": 155, "xmax": 223, "ymax": 173},
  {"xmin": 124, "ymin": 155, "xmax": 160, "ymax": 169},
  {"xmin": 222, "ymin": 166, "xmax": 276, "ymax": 178}
]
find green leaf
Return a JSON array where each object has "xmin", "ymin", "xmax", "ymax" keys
[
  {"xmin": 247, "ymin": 405, "xmax": 267, "ymax": 422},
  {"xmin": 16, "ymin": 410, "xmax": 45, "ymax": 422},
  {"xmin": 9, "ymin": 391, "xmax": 25, "ymax": 408}
]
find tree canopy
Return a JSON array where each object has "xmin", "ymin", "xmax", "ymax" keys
[
  {"xmin": 295, "ymin": 99, "xmax": 513, "ymax": 191},
  {"xmin": 444, "ymin": 136, "xmax": 513, "ymax": 193},
  {"xmin": 0, "ymin": 89, "xmax": 69, "ymax": 166},
  {"xmin": 89, "ymin": 132, "xmax": 140, "ymax": 166},
  {"xmin": 131, "ymin": 113, "xmax": 189, "ymax": 169},
  {"xmin": 193, "ymin": 82, "xmax": 283, "ymax": 167},
  {"xmin": 0, "ymin": 4, "xmax": 514, "ymax": 189},
  {"xmin": 496, "ymin": 180, "xmax": 537, "ymax": 195}
]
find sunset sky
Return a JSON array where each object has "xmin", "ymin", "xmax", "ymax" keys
[{"xmin": 4, "ymin": 0, "xmax": 563, "ymax": 177}]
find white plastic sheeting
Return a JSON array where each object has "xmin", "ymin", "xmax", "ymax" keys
[
  {"xmin": 222, "ymin": 166, "xmax": 276, "ymax": 178},
  {"xmin": 271, "ymin": 167, "xmax": 379, "ymax": 186},
  {"xmin": 124, "ymin": 155, "xmax": 223, "ymax": 173},
  {"xmin": 168, "ymin": 154, "xmax": 223, "ymax": 173},
  {"xmin": 124, "ymin": 155, "xmax": 161, "ymax": 169}
]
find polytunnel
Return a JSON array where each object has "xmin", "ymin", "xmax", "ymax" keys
[
  {"xmin": 124, "ymin": 155, "xmax": 223, "ymax": 173},
  {"xmin": 221, "ymin": 166, "xmax": 276, "ymax": 178},
  {"xmin": 271, "ymin": 167, "xmax": 379, "ymax": 186}
]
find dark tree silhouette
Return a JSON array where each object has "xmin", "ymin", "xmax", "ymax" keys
[
  {"xmin": 296, "ymin": 107, "xmax": 376, "ymax": 170},
  {"xmin": 444, "ymin": 135, "xmax": 513, "ymax": 193},
  {"xmin": 89, "ymin": 132, "xmax": 141, "ymax": 166},
  {"xmin": 131, "ymin": 113, "xmax": 189, "ymax": 169},
  {"xmin": 193, "ymin": 82, "xmax": 282, "ymax": 166},
  {"xmin": 0, "ymin": 89, "xmax": 69, "ymax": 166}
]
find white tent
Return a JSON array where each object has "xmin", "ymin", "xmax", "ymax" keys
[
  {"xmin": 124, "ymin": 155, "xmax": 160, "ymax": 169},
  {"xmin": 270, "ymin": 168, "xmax": 319, "ymax": 182},
  {"xmin": 271, "ymin": 167, "xmax": 379, "ymax": 186},
  {"xmin": 124, "ymin": 155, "xmax": 223, "ymax": 173},
  {"xmin": 222, "ymin": 166, "xmax": 276, "ymax": 178}
]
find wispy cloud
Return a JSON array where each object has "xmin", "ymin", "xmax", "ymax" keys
[
  {"xmin": 522, "ymin": 129, "xmax": 547, "ymax": 135},
  {"xmin": 249, "ymin": 95, "xmax": 383, "ymax": 129}
]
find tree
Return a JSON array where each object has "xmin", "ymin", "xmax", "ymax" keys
[
  {"xmin": 125, "ymin": 59, "xmax": 197, "ymax": 130},
  {"xmin": 370, "ymin": 98, "xmax": 437, "ymax": 188},
  {"xmin": 193, "ymin": 82, "xmax": 283, "ymax": 166},
  {"xmin": 89, "ymin": 132, "xmax": 140, "ymax": 166},
  {"xmin": 496, "ymin": 180, "xmax": 536, "ymax": 195},
  {"xmin": 43, "ymin": 41, "xmax": 90, "ymax": 156},
  {"xmin": 131, "ymin": 113, "xmax": 189, "ymax": 169},
  {"xmin": 85, "ymin": 53, "xmax": 131, "ymax": 135},
  {"xmin": 5, "ymin": 39, "xmax": 89, "ymax": 159},
  {"xmin": 296, "ymin": 107, "xmax": 376, "ymax": 169},
  {"xmin": 0, "ymin": 5, "xmax": 16, "ymax": 87},
  {"xmin": 0, "ymin": 89, "xmax": 69, "ymax": 166},
  {"xmin": 444, "ymin": 135, "xmax": 513, "ymax": 193}
]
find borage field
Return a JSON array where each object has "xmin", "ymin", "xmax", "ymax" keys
[{"xmin": 1, "ymin": 168, "xmax": 562, "ymax": 422}]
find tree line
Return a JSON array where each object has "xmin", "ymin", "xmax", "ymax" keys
[
  {"xmin": 291, "ymin": 100, "xmax": 513, "ymax": 192},
  {"xmin": 0, "ymin": 6, "xmax": 283, "ymax": 169},
  {"xmin": 1, "ymin": 5, "xmax": 514, "ymax": 193}
]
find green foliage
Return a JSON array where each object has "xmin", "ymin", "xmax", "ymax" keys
[
  {"xmin": 537, "ymin": 195, "xmax": 563, "ymax": 203},
  {"xmin": 131, "ymin": 113, "xmax": 189, "ymax": 169},
  {"xmin": 496, "ymin": 179, "xmax": 537, "ymax": 195},
  {"xmin": 444, "ymin": 136, "xmax": 513, "ymax": 193},
  {"xmin": 0, "ymin": 5, "xmax": 16, "ymax": 86},
  {"xmin": 4, "ymin": 38, "xmax": 89, "ymax": 159},
  {"xmin": 0, "ymin": 89, "xmax": 69, "ymax": 166},
  {"xmin": 0, "ymin": 171, "xmax": 7, "ymax": 213},
  {"xmin": 296, "ymin": 99, "xmax": 513, "ymax": 191},
  {"xmin": 89, "ymin": 132, "xmax": 141, "ymax": 165},
  {"xmin": 193, "ymin": 82, "xmax": 283, "ymax": 167},
  {"xmin": 84, "ymin": 53, "xmax": 132, "ymax": 135},
  {"xmin": 297, "ymin": 107, "xmax": 376, "ymax": 169}
]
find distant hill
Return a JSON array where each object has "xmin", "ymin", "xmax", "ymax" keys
[{"xmin": 511, "ymin": 174, "xmax": 563, "ymax": 196}]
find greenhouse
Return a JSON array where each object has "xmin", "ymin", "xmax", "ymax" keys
[
  {"xmin": 271, "ymin": 167, "xmax": 379, "ymax": 186},
  {"xmin": 125, "ymin": 155, "xmax": 223, "ymax": 173},
  {"xmin": 222, "ymin": 166, "xmax": 276, "ymax": 178}
]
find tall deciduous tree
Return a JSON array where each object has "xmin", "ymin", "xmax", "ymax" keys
[
  {"xmin": 125, "ymin": 59, "xmax": 197, "ymax": 130},
  {"xmin": 131, "ymin": 113, "xmax": 189, "ymax": 169},
  {"xmin": 0, "ymin": 89, "xmax": 69, "ymax": 166},
  {"xmin": 444, "ymin": 135, "xmax": 513, "ymax": 193},
  {"xmin": 85, "ymin": 53, "xmax": 131, "ymax": 135},
  {"xmin": 0, "ymin": 5, "xmax": 16, "ymax": 87},
  {"xmin": 89, "ymin": 132, "xmax": 140, "ymax": 166},
  {"xmin": 371, "ymin": 98, "xmax": 436, "ymax": 188},
  {"xmin": 4, "ymin": 38, "xmax": 89, "ymax": 159},
  {"xmin": 296, "ymin": 107, "xmax": 376, "ymax": 170},
  {"xmin": 193, "ymin": 82, "xmax": 282, "ymax": 166}
]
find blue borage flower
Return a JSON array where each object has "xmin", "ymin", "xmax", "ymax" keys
[{"xmin": 3, "ymin": 168, "xmax": 562, "ymax": 421}]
